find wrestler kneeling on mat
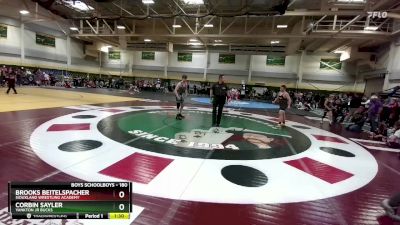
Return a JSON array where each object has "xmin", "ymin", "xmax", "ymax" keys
[
  {"xmin": 273, "ymin": 85, "xmax": 291, "ymax": 127},
  {"xmin": 174, "ymin": 75, "xmax": 189, "ymax": 120}
]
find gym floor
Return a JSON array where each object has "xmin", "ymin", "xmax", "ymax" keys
[{"xmin": 0, "ymin": 87, "xmax": 399, "ymax": 225}]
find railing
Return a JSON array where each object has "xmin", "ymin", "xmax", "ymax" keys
[{"xmin": 312, "ymin": 19, "xmax": 392, "ymax": 32}]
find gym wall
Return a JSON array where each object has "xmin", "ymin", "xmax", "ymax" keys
[{"xmin": 0, "ymin": 17, "xmax": 390, "ymax": 92}]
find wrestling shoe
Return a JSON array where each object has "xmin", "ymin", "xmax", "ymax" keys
[{"xmin": 176, "ymin": 114, "xmax": 182, "ymax": 120}]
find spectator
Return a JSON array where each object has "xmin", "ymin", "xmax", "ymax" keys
[
  {"xmin": 367, "ymin": 95, "xmax": 383, "ymax": 133},
  {"xmin": 387, "ymin": 98, "xmax": 400, "ymax": 127},
  {"xmin": 43, "ymin": 72, "xmax": 50, "ymax": 86},
  {"xmin": 6, "ymin": 69, "xmax": 17, "ymax": 94},
  {"xmin": 381, "ymin": 192, "xmax": 400, "ymax": 221},
  {"xmin": 313, "ymin": 93, "xmax": 320, "ymax": 109},
  {"xmin": 332, "ymin": 98, "xmax": 345, "ymax": 123},
  {"xmin": 386, "ymin": 121, "xmax": 400, "ymax": 148},
  {"xmin": 369, "ymin": 122, "xmax": 387, "ymax": 141},
  {"xmin": 345, "ymin": 93, "xmax": 362, "ymax": 121},
  {"xmin": 0, "ymin": 65, "xmax": 6, "ymax": 87},
  {"xmin": 345, "ymin": 106, "xmax": 366, "ymax": 133},
  {"xmin": 321, "ymin": 94, "xmax": 335, "ymax": 125}
]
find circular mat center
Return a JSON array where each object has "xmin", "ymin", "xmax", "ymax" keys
[{"xmin": 98, "ymin": 110, "xmax": 311, "ymax": 160}]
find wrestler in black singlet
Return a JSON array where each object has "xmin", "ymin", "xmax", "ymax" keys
[{"xmin": 278, "ymin": 92, "xmax": 288, "ymax": 111}]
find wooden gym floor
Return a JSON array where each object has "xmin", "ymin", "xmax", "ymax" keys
[{"xmin": 0, "ymin": 87, "xmax": 137, "ymax": 112}]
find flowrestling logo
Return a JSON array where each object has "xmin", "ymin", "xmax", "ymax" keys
[{"xmin": 367, "ymin": 11, "xmax": 388, "ymax": 19}]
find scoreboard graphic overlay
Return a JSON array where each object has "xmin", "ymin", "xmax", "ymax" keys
[{"xmin": 8, "ymin": 182, "xmax": 132, "ymax": 219}]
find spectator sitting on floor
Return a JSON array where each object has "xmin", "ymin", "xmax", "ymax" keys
[
  {"xmin": 64, "ymin": 81, "xmax": 72, "ymax": 88},
  {"xmin": 381, "ymin": 192, "xmax": 400, "ymax": 221},
  {"xmin": 87, "ymin": 80, "xmax": 96, "ymax": 88},
  {"xmin": 369, "ymin": 122, "xmax": 388, "ymax": 141},
  {"xmin": 128, "ymin": 84, "xmax": 140, "ymax": 95},
  {"xmin": 304, "ymin": 101, "xmax": 312, "ymax": 111},
  {"xmin": 295, "ymin": 100, "xmax": 304, "ymax": 109},
  {"xmin": 345, "ymin": 106, "xmax": 366, "ymax": 133},
  {"xmin": 385, "ymin": 121, "xmax": 400, "ymax": 148}
]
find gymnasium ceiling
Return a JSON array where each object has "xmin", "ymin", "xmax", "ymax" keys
[{"xmin": 1, "ymin": 0, "xmax": 400, "ymax": 56}]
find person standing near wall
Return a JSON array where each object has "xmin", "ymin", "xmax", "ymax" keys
[
  {"xmin": 6, "ymin": 68, "xmax": 17, "ymax": 94},
  {"xmin": 273, "ymin": 85, "xmax": 291, "ymax": 127},
  {"xmin": 211, "ymin": 75, "xmax": 228, "ymax": 132},
  {"xmin": 321, "ymin": 94, "xmax": 335, "ymax": 125},
  {"xmin": 0, "ymin": 65, "xmax": 6, "ymax": 87},
  {"xmin": 367, "ymin": 94, "xmax": 382, "ymax": 133},
  {"xmin": 345, "ymin": 93, "xmax": 362, "ymax": 122},
  {"xmin": 174, "ymin": 75, "xmax": 188, "ymax": 120}
]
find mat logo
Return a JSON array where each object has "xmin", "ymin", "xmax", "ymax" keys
[
  {"xmin": 108, "ymin": 110, "xmax": 304, "ymax": 158},
  {"xmin": 129, "ymin": 129, "xmax": 240, "ymax": 150},
  {"xmin": 367, "ymin": 11, "xmax": 387, "ymax": 19}
]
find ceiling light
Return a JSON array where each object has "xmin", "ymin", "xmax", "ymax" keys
[
  {"xmin": 204, "ymin": 24, "xmax": 214, "ymax": 28},
  {"xmin": 276, "ymin": 24, "xmax": 287, "ymax": 29},
  {"xmin": 337, "ymin": 0, "xmax": 365, "ymax": 2},
  {"xmin": 144, "ymin": 39, "xmax": 152, "ymax": 42},
  {"xmin": 100, "ymin": 45, "xmax": 111, "ymax": 53},
  {"xmin": 172, "ymin": 24, "xmax": 182, "ymax": 28},
  {"xmin": 189, "ymin": 39, "xmax": 198, "ymax": 42},
  {"xmin": 271, "ymin": 40, "xmax": 280, "ymax": 44},
  {"xmin": 182, "ymin": 0, "xmax": 204, "ymax": 4},
  {"xmin": 63, "ymin": 1, "xmax": 94, "ymax": 11},
  {"xmin": 189, "ymin": 42, "xmax": 202, "ymax": 46},
  {"xmin": 19, "ymin": 10, "xmax": 29, "ymax": 15},
  {"xmin": 364, "ymin": 26, "xmax": 378, "ymax": 31},
  {"xmin": 142, "ymin": 0, "xmax": 154, "ymax": 4},
  {"xmin": 116, "ymin": 25, "xmax": 125, "ymax": 30},
  {"xmin": 214, "ymin": 39, "xmax": 222, "ymax": 42},
  {"xmin": 339, "ymin": 51, "xmax": 350, "ymax": 61},
  {"xmin": 212, "ymin": 43, "xmax": 226, "ymax": 46},
  {"xmin": 69, "ymin": 27, "xmax": 79, "ymax": 31}
]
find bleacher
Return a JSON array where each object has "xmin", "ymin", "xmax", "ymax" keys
[{"xmin": 379, "ymin": 86, "xmax": 400, "ymax": 98}]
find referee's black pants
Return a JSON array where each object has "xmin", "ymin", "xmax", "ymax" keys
[
  {"xmin": 6, "ymin": 83, "xmax": 17, "ymax": 94},
  {"xmin": 212, "ymin": 96, "xmax": 226, "ymax": 126}
]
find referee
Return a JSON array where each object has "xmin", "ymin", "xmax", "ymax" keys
[{"xmin": 210, "ymin": 75, "xmax": 228, "ymax": 131}]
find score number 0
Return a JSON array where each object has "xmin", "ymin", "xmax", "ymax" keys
[{"xmin": 118, "ymin": 191, "xmax": 125, "ymax": 211}]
